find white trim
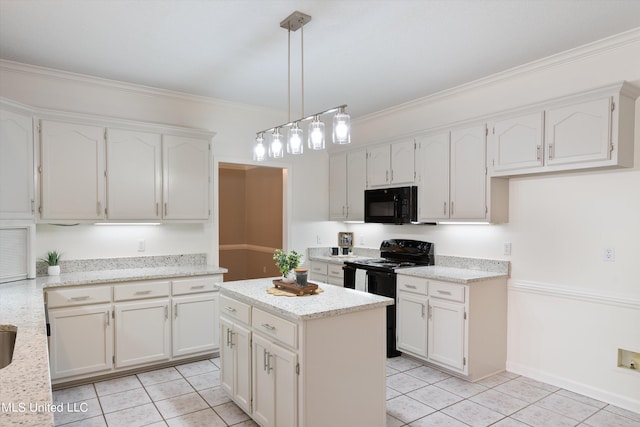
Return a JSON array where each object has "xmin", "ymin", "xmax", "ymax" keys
[
  {"xmin": 219, "ymin": 244, "xmax": 276, "ymax": 254},
  {"xmin": 355, "ymin": 27, "xmax": 640, "ymax": 123},
  {"xmin": 509, "ymin": 280, "xmax": 640, "ymax": 310},
  {"xmin": 506, "ymin": 361, "xmax": 640, "ymax": 414}
]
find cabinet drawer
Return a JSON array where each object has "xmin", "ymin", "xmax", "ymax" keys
[
  {"xmin": 47, "ymin": 285, "xmax": 112, "ymax": 308},
  {"xmin": 252, "ymin": 308, "xmax": 297, "ymax": 349},
  {"xmin": 172, "ymin": 276, "xmax": 219, "ymax": 295},
  {"xmin": 220, "ymin": 294, "xmax": 251, "ymax": 325},
  {"xmin": 113, "ymin": 281, "xmax": 170, "ymax": 301},
  {"xmin": 327, "ymin": 264, "xmax": 344, "ymax": 278},
  {"xmin": 429, "ymin": 280, "xmax": 465, "ymax": 303},
  {"xmin": 397, "ymin": 275, "xmax": 428, "ymax": 295},
  {"xmin": 310, "ymin": 262, "xmax": 328, "ymax": 275}
]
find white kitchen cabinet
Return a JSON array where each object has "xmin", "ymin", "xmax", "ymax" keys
[
  {"xmin": 39, "ymin": 119, "xmax": 106, "ymax": 220},
  {"xmin": 220, "ymin": 296, "xmax": 252, "ymax": 414},
  {"xmin": 329, "ymin": 150, "xmax": 366, "ymax": 221},
  {"xmin": 172, "ymin": 293, "xmax": 219, "ymax": 357},
  {"xmin": 0, "ymin": 102, "xmax": 35, "ymax": 220},
  {"xmin": 327, "ymin": 263, "xmax": 344, "ymax": 286},
  {"xmin": 396, "ymin": 275, "xmax": 428, "ymax": 358},
  {"xmin": 106, "ymin": 128, "xmax": 162, "ymax": 220},
  {"xmin": 488, "ymin": 82, "xmax": 638, "ymax": 177},
  {"xmin": 396, "ymin": 274, "xmax": 507, "ymax": 381},
  {"xmin": 309, "ymin": 261, "xmax": 328, "ymax": 283},
  {"xmin": 450, "ymin": 124, "xmax": 487, "ymax": 220},
  {"xmin": 416, "ymin": 131, "xmax": 450, "ymax": 222},
  {"xmin": 114, "ymin": 298, "xmax": 171, "ymax": 368},
  {"xmin": 162, "ymin": 134, "xmax": 210, "ymax": 221},
  {"xmin": 252, "ymin": 333, "xmax": 297, "ymax": 427},
  {"xmin": 366, "ymin": 139, "xmax": 415, "ymax": 188},
  {"xmin": 428, "ymin": 297, "xmax": 466, "ymax": 371},
  {"xmin": 489, "ymin": 111, "xmax": 545, "ymax": 174}
]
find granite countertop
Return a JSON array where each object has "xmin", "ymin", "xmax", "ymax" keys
[
  {"xmin": 396, "ymin": 265, "xmax": 508, "ymax": 284},
  {"xmin": 219, "ymin": 278, "xmax": 394, "ymax": 321},
  {"xmin": 0, "ymin": 262, "xmax": 227, "ymax": 426}
]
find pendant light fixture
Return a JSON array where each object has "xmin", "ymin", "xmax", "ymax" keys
[{"xmin": 253, "ymin": 11, "xmax": 350, "ymax": 160}]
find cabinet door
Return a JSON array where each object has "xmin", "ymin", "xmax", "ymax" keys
[
  {"xmin": 162, "ymin": 135, "xmax": 210, "ymax": 220},
  {"xmin": 0, "ymin": 106, "xmax": 34, "ymax": 219},
  {"xmin": 49, "ymin": 304, "xmax": 113, "ymax": 380},
  {"xmin": 428, "ymin": 299, "xmax": 466, "ymax": 372},
  {"xmin": 390, "ymin": 139, "xmax": 415, "ymax": 185},
  {"xmin": 346, "ymin": 150, "xmax": 366, "ymax": 220},
  {"xmin": 450, "ymin": 125, "xmax": 487, "ymax": 220},
  {"xmin": 106, "ymin": 128, "xmax": 162, "ymax": 220},
  {"xmin": 396, "ymin": 292, "xmax": 428, "ymax": 358},
  {"xmin": 416, "ymin": 132, "xmax": 450, "ymax": 221},
  {"xmin": 220, "ymin": 317, "xmax": 235, "ymax": 397},
  {"xmin": 172, "ymin": 293, "xmax": 219, "ymax": 357},
  {"xmin": 490, "ymin": 112, "xmax": 544, "ymax": 174},
  {"xmin": 114, "ymin": 299, "xmax": 170, "ymax": 368},
  {"xmin": 545, "ymin": 97, "xmax": 612, "ymax": 166},
  {"xmin": 366, "ymin": 145, "xmax": 390, "ymax": 188},
  {"xmin": 40, "ymin": 120, "xmax": 105, "ymax": 220},
  {"xmin": 221, "ymin": 317, "xmax": 252, "ymax": 414},
  {"xmin": 252, "ymin": 333, "xmax": 297, "ymax": 427},
  {"xmin": 329, "ymin": 153, "xmax": 347, "ymax": 220}
]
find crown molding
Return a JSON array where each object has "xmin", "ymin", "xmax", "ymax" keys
[
  {"xmin": 0, "ymin": 59, "xmax": 281, "ymax": 115},
  {"xmin": 355, "ymin": 26, "xmax": 640, "ymax": 124}
]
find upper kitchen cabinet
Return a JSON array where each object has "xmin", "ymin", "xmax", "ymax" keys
[
  {"xmin": 39, "ymin": 119, "xmax": 106, "ymax": 221},
  {"xmin": 329, "ymin": 149, "xmax": 366, "ymax": 221},
  {"xmin": 162, "ymin": 134, "xmax": 211, "ymax": 221},
  {"xmin": 106, "ymin": 128, "xmax": 162, "ymax": 220},
  {"xmin": 366, "ymin": 139, "xmax": 415, "ymax": 188},
  {"xmin": 0, "ymin": 101, "xmax": 35, "ymax": 220},
  {"xmin": 416, "ymin": 125, "xmax": 508, "ymax": 223},
  {"xmin": 489, "ymin": 82, "xmax": 639, "ymax": 177}
]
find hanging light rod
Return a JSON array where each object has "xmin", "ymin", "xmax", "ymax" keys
[
  {"xmin": 256, "ymin": 104, "xmax": 347, "ymax": 136},
  {"xmin": 253, "ymin": 11, "xmax": 351, "ymax": 161}
]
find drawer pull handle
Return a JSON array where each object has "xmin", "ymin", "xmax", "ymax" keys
[
  {"xmin": 224, "ymin": 306, "xmax": 236, "ymax": 313},
  {"xmin": 190, "ymin": 285, "xmax": 205, "ymax": 290},
  {"xmin": 70, "ymin": 296, "xmax": 90, "ymax": 301},
  {"xmin": 135, "ymin": 290, "xmax": 152, "ymax": 295},
  {"xmin": 261, "ymin": 323, "xmax": 276, "ymax": 331},
  {"xmin": 437, "ymin": 290, "xmax": 452, "ymax": 295},
  {"xmin": 405, "ymin": 284, "xmax": 417, "ymax": 289}
]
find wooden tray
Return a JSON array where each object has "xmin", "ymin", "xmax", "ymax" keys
[{"xmin": 272, "ymin": 279, "xmax": 319, "ymax": 296}]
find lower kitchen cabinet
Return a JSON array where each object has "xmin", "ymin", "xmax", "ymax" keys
[
  {"xmin": 252, "ymin": 333, "xmax": 297, "ymax": 427},
  {"xmin": 48, "ymin": 304, "xmax": 113, "ymax": 380},
  {"xmin": 220, "ymin": 315, "xmax": 252, "ymax": 414},
  {"xmin": 396, "ymin": 274, "xmax": 506, "ymax": 381},
  {"xmin": 114, "ymin": 299, "xmax": 171, "ymax": 368},
  {"xmin": 172, "ymin": 293, "xmax": 219, "ymax": 357},
  {"xmin": 309, "ymin": 260, "xmax": 345, "ymax": 286}
]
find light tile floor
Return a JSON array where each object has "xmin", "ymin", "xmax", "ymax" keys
[{"xmin": 51, "ymin": 356, "xmax": 640, "ymax": 427}]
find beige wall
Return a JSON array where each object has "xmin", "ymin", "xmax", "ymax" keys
[{"xmin": 219, "ymin": 164, "xmax": 283, "ymax": 281}]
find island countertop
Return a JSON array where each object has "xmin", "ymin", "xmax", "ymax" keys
[{"xmin": 218, "ymin": 278, "xmax": 394, "ymax": 321}]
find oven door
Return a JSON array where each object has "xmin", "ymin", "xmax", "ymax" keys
[{"xmin": 343, "ymin": 265, "xmax": 367, "ymax": 292}]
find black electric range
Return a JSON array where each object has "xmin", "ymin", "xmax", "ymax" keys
[{"xmin": 343, "ymin": 239, "xmax": 434, "ymax": 357}]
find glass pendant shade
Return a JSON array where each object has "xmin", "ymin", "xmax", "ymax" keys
[
  {"xmin": 253, "ymin": 133, "xmax": 266, "ymax": 161},
  {"xmin": 332, "ymin": 108, "xmax": 351, "ymax": 144},
  {"xmin": 269, "ymin": 128, "xmax": 284, "ymax": 158},
  {"xmin": 308, "ymin": 116, "xmax": 325, "ymax": 150},
  {"xmin": 287, "ymin": 122, "xmax": 304, "ymax": 154}
]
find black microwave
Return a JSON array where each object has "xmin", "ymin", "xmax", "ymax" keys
[{"xmin": 364, "ymin": 186, "xmax": 417, "ymax": 224}]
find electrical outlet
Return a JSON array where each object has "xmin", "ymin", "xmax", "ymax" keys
[
  {"xmin": 603, "ymin": 247, "xmax": 615, "ymax": 262},
  {"xmin": 137, "ymin": 239, "xmax": 145, "ymax": 252},
  {"xmin": 503, "ymin": 242, "xmax": 512, "ymax": 256}
]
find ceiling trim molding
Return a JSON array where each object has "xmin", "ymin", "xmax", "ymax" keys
[
  {"xmin": 0, "ymin": 59, "xmax": 282, "ymax": 114},
  {"xmin": 355, "ymin": 26, "xmax": 640, "ymax": 124}
]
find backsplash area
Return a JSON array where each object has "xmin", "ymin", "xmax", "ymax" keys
[{"xmin": 36, "ymin": 253, "xmax": 207, "ymax": 276}]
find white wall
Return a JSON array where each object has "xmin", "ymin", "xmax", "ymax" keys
[{"xmin": 337, "ymin": 30, "xmax": 640, "ymax": 412}]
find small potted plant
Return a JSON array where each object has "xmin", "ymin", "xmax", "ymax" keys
[
  {"xmin": 41, "ymin": 250, "xmax": 62, "ymax": 276},
  {"xmin": 273, "ymin": 249, "xmax": 303, "ymax": 283}
]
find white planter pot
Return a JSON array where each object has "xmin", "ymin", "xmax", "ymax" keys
[{"xmin": 47, "ymin": 265, "xmax": 60, "ymax": 276}]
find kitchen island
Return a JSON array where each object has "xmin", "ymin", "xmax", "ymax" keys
[{"xmin": 218, "ymin": 278, "xmax": 393, "ymax": 427}]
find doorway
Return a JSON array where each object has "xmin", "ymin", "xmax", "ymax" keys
[{"xmin": 218, "ymin": 163, "xmax": 285, "ymax": 281}]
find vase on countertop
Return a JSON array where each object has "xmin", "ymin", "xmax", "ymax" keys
[
  {"xmin": 47, "ymin": 265, "xmax": 60, "ymax": 276},
  {"xmin": 282, "ymin": 270, "xmax": 296, "ymax": 283}
]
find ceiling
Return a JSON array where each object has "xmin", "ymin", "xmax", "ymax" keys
[{"xmin": 1, "ymin": 0, "xmax": 640, "ymax": 118}]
